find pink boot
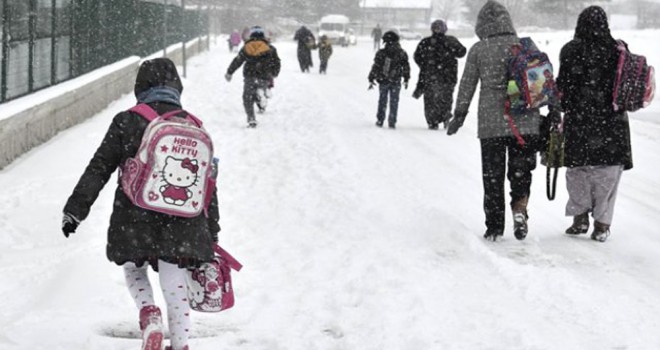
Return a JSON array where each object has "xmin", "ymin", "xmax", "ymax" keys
[{"xmin": 139, "ymin": 305, "xmax": 164, "ymax": 350}]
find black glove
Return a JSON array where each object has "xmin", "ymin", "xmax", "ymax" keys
[
  {"xmin": 403, "ymin": 81, "xmax": 409, "ymax": 89},
  {"xmin": 547, "ymin": 110, "xmax": 562, "ymax": 127},
  {"xmin": 446, "ymin": 111, "xmax": 467, "ymax": 135},
  {"xmin": 368, "ymin": 81, "xmax": 375, "ymax": 90},
  {"xmin": 62, "ymin": 213, "xmax": 80, "ymax": 238}
]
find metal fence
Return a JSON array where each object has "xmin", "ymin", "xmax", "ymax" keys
[{"xmin": 0, "ymin": 0, "xmax": 208, "ymax": 103}]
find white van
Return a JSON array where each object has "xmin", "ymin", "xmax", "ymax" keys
[{"xmin": 318, "ymin": 14, "xmax": 350, "ymax": 46}]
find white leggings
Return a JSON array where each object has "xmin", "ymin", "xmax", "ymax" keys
[{"xmin": 123, "ymin": 260, "xmax": 191, "ymax": 350}]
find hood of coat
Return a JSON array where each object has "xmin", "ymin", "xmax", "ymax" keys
[
  {"xmin": 574, "ymin": 6, "xmax": 615, "ymax": 45},
  {"xmin": 475, "ymin": 1, "xmax": 516, "ymax": 40},
  {"xmin": 134, "ymin": 58, "xmax": 183, "ymax": 98},
  {"xmin": 244, "ymin": 39, "xmax": 272, "ymax": 57}
]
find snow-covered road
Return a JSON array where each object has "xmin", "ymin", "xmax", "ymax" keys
[{"xmin": 1, "ymin": 30, "xmax": 660, "ymax": 349}]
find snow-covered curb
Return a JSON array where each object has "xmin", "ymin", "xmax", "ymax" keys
[{"xmin": 0, "ymin": 36, "xmax": 210, "ymax": 170}]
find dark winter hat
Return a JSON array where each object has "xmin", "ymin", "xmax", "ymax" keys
[
  {"xmin": 134, "ymin": 58, "xmax": 183, "ymax": 98},
  {"xmin": 381, "ymin": 30, "xmax": 400, "ymax": 43},
  {"xmin": 575, "ymin": 6, "xmax": 615, "ymax": 44},
  {"xmin": 249, "ymin": 25, "xmax": 265, "ymax": 39},
  {"xmin": 431, "ymin": 19, "xmax": 447, "ymax": 34}
]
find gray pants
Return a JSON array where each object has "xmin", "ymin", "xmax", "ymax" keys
[{"xmin": 565, "ymin": 165, "xmax": 623, "ymax": 225}]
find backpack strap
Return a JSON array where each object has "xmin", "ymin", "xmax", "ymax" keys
[
  {"xmin": 546, "ymin": 164, "xmax": 558, "ymax": 200},
  {"xmin": 506, "ymin": 114, "xmax": 526, "ymax": 147},
  {"xmin": 213, "ymin": 244, "xmax": 243, "ymax": 271},
  {"xmin": 128, "ymin": 103, "xmax": 160, "ymax": 122}
]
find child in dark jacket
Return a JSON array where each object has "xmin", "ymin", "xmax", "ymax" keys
[
  {"xmin": 225, "ymin": 25, "xmax": 281, "ymax": 127},
  {"xmin": 318, "ymin": 35, "xmax": 333, "ymax": 74},
  {"xmin": 368, "ymin": 31, "xmax": 410, "ymax": 128},
  {"xmin": 62, "ymin": 58, "xmax": 220, "ymax": 350}
]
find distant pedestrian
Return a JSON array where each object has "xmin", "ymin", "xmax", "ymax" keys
[
  {"xmin": 371, "ymin": 24, "xmax": 383, "ymax": 51},
  {"xmin": 318, "ymin": 35, "xmax": 333, "ymax": 74},
  {"xmin": 557, "ymin": 6, "xmax": 634, "ymax": 242},
  {"xmin": 225, "ymin": 26, "xmax": 281, "ymax": 128},
  {"xmin": 368, "ymin": 31, "xmax": 410, "ymax": 129},
  {"xmin": 294, "ymin": 26, "xmax": 316, "ymax": 73},
  {"xmin": 413, "ymin": 19, "xmax": 466, "ymax": 129},
  {"xmin": 228, "ymin": 29, "xmax": 242, "ymax": 52}
]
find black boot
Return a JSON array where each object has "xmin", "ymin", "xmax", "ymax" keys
[
  {"xmin": 565, "ymin": 212, "xmax": 589, "ymax": 235},
  {"xmin": 513, "ymin": 211, "xmax": 528, "ymax": 240},
  {"xmin": 484, "ymin": 228, "xmax": 504, "ymax": 242},
  {"xmin": 512, "ymin": 197, "xmax": 529, "ymax": 240},
  {"xmin": 591, "ymin": 221, "xmax": 610, "ymax": 242}
]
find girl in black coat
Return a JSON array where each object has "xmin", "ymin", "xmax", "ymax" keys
[
  {"xmin": 556, "ymin": 6, "xmax": 633, "ymax": 242},
  {"xmin": 62, "ymin": 58, "xmax": 220, "ymax": 350}
]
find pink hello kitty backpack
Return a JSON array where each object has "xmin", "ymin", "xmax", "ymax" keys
[
  {"xmin": 186, "ymin": 244, "xmax": 243, "ymax": 312},
  {"xmin": 120, "ymin": 104, "xmax": 215, "ymax": 218}
]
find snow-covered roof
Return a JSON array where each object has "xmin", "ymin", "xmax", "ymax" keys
[
  {"xmin": 361, "ymin": 0, "xmax": 432, "ymax": 9},
  {"xmin": 320, "ymin": 14, "xmax": 350, "ymax": 23}
]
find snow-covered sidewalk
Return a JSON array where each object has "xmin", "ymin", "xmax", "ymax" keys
[{"xmin": 1, "ymin": 30, "xmax": 660, "ymax": 349}]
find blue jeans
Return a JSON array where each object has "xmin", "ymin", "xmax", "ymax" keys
[{"xmin": 376, "ymin": 82, "xmax": 401, "ymax": 125}]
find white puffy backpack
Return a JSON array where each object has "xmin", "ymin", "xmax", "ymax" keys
[{"xmin": 120, "ymin": 104, "xmax": 215, "ymax": 217}]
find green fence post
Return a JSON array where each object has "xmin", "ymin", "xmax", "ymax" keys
[
  {"xmin": 181, "ymin": 0, "xmax": 186, "ymax": 78},
  {"xmin": 51, "ymin": 0, "xmax": 57, "ymax": 85},
  {"xmin": 1, "ymin": 0, "xmax": 9, "ymax": 101},
  {"xmin": 28, "ymin": 0, "xmax": 36, "ymax": 93}
]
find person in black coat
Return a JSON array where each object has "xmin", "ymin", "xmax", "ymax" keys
[
  {"xmin": 368, "ymin": 31, "xmax": 411, "ymax": 128},
  {"xmin": 61, "ymin": 58, "xmax": 220, "ymax": 350},
  {"xmin": 294, "ymin": 25, "xmax": 316, "ymax": 72},
  {"xmin": 413, "ymin": 19, "xmax": 466, "ymax": 129},
  {"xmin": 226, "ymin": 26, "xmax": 281, "ymax": 127},
  {"xmin": 556, "ymin": 6, "xmax": 633, "ymax": 242}
]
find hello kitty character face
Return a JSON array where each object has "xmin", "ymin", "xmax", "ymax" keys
[
  {"xmin": 189, "ymin": 285, "xmax": 205, "ymax": 306},
  {"xmin": 204, "ymin": 266, "xmax": 223, "ymax": 299},
  {"xmin": 161, "ymin": 156, "xmax": 199, "ymax": 188}
]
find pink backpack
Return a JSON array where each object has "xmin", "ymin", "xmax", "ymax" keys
[
  {"xmin": 120, "ymin": 104, "xmax": 215, "ymax": 218},
  {"xmin": 186, "ymin": 244, "xmax": 243, "ymax": 312},
  {"xmin": 612, "ymin": 40, "xmax": 655, "ymax": 112}
]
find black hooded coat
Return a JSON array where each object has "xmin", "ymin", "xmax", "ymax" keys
[
  {"xmin": 63, "ymin": 58, "xmax": 219, "ymax": 268},
  {"xmin": 294, "ymin": 26, "xmax": 315, "ymax": 70},
  {"xmin": 414, "ymin": 32, "xmax": 466, "ymax": 86},
  {"xmin": 557, "ymin": 6, "xmax": 633, "ymax": 170}
]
